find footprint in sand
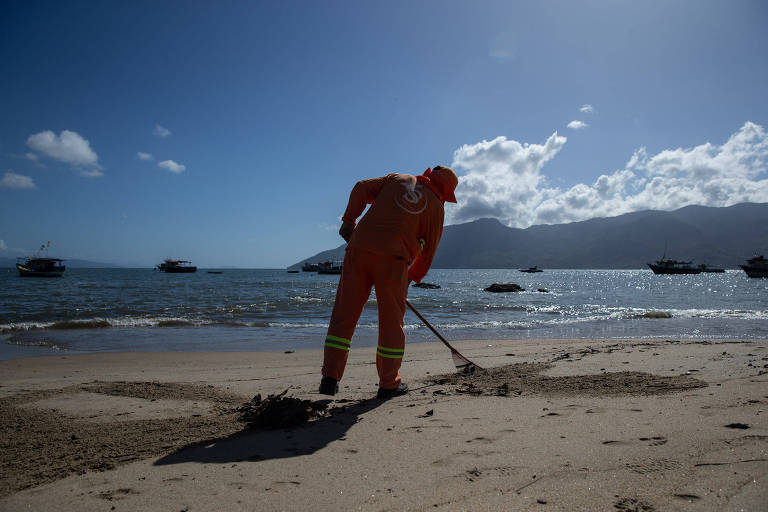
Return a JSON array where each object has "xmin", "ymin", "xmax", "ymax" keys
[
  {"xmin": 431, "ymin": 449, "xmax": 501, "ymax": 467},
  {"xmin": 614, "ymin": 496, "xmax": 656, "ymax": 511},
  {"xmin": 97, "ymin": 488, "xmax": 140, "ymax": 501},
  {"xmin": 602, "ymin": 436, "xmax": 668, "ymax": 446},
  {"xmin": 462, "ymin": 465, "xmax": 522, "ymax": 481},
  {"xmin": 602, "ymin": 440, "xmax": 632, "ymax": 446},
  {"xmin": 626, "ymin": 458, "xmax": 682, "ymax": 474},
  {"xmin": 673, "ymin": 493, "xmax": 702, "ymax": 502},
  {"xmin": 639, "ymin": 436, "xmax": 668, "ymax": 446},
  {"xmin": 466, "ymin": 436, "xmax": 495, "ymax": 444}
]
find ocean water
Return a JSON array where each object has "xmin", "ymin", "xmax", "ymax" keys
[{"xmin": 1, "ymin": 267, "xmax": 766, "ymax": 360}]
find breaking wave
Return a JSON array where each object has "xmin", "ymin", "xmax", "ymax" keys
[{"xmin": 0, "ymin": 316, "xmax": 217, "ymax": 333}]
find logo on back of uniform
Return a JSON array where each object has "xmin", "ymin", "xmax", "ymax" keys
[{"xmin": 395, "ymin": 182, "xmax": 428, "ymax": 214}]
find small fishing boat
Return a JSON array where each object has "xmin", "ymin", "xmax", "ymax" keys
[
  {"xmin": 647, "ymin": 244, "xmax": 701, "ymax": 274},
  {"xmin": 16, "ymin": 256, "xmax": 66, "ymax": 277},
  {"xmin": 647, "ymin": 258, "xmax": 701, "ymax": 274},
  {"xmin": 739, "ymin": 255, "xmax": 768, "ymax": 278},
  {"xmin": 317, "ymin": 261, "xmax": 342, "ymax": 274},
  {"xmin": 156, "ymin": 259, "xmax": 197, "ymax": 273},
  {"xmin": 16, "ymin": 242, "xmax": 65, "ymax": 277},
  {"xmin": 519, "ymin": 266, "xmax": 543, "ymax": 273}
]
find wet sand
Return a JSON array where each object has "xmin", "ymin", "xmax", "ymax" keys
[{"xmin": 1, "ymin": 338, "xmax": 766, "ymax": 511}]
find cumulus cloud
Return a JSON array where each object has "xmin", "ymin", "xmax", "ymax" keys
[
  {"xmin": 447, "ymin": 122, "xmax": 768, "ymax": 228},
  {"xmin": 26, "ymin": 130, "xmax": 102, "ymax": 177},
  {"xmin": 158, "ymin": 160, "xmax": 185, "ymax": 173},
  {"xmin": 0, "ymin": 240, "xmax": 6, "ymax": 250},
  {"xmin": 137, "ymin": 152, "xmax": 153, "ymax": 161},
  {"xmin": 449, "ymin": 132, "xmax": 567, "ymax": 227},
  {"xmin": 153, "ymin": 124, "xmax": 171, "ymax": 138},
  {"xmin": 567, "ymin": 120, "xmax": 588, "ymax": 130},
  {"xmin": 580, "ymin": 104, "xmax": 594, "ymax": 113},
  {"xmin": 0, "ymin": 172, "xmax": 36, "ymax": 189}
]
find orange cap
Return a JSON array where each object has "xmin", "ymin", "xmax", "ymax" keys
[{"xmin": 430, "ymin": 166, "xmax": 458, "ymax": 203}]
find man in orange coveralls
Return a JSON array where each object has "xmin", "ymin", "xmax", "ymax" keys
[{"xmin": 319, "ymin": 166, "xmax": 458, "ymax": 399}]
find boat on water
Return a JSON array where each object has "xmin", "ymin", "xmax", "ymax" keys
[
  {"xmin": 739, "ymin": 255, "xmax": 768, "ymax": 278},
  {"xmin": 647, "ymin": 258, "xmax": 701, "ymax": 274},
  {"xmin": 317, "ymin": 261, "xmax": 342, "ymax": 274},
  {"xmin": 16, "ymin": 256, "xmax": 66, "ymax": 277},
  {"xmin": 647, "ymin": 244, "xmax": 702, "ymax": 274},
  {"xmin": 156, "ymin": 259, "xmax": 197, "ymax": 273},
  {"xmin": 16, "ymin": 242, "xmax": 66, "ymax": 277},
  {"xmin": 519, "ymin": 266, "xmax": 543, "ymax": 273},
  {"xmin": 301, "ymin": 262, "xmax": 319, "ymax": 272}
]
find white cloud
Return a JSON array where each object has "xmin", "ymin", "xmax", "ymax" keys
[
  {"xmin": 449, "ymin": 132, "xmax": 567, "ymax": 227},
  {"xmin": 567, "ymin": 120, "xmax": 588, "ymax": 130},
  {"xmin": 153, "ymin": 124, "xmax": 171, "ymax": 138},
  {"xmin": 158, "ymin": 160, "xmax": 186, "ymax": 173},
  {"xmin": 0, "ymin": 240, "xmax": 6, "ymax": 250},
  {"xmin": 137, "ymin": 152, "xmax": 153, "ymax": 161},
  {"xmin": 580, "ymin": 104, "xmax": 594, "ymax": 113},
  {"xmin": 0, "ymin": 171, "xmax": 36, "ymax": 189},
  {"xmin": 448, "ymin": 122, "xmax": 768, "ymax": 228},
  {"xmin": 25, "ymin": 152, "xmax": 38, "ymax": 161},
  {"xmin": 26, "ymin": 130, "xmax": 102, "ymax": 177}
]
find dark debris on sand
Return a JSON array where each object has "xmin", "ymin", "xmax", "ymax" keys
[
  {"xmin": 238, "ymin": 390, "xmax": 330, "ymax": 429},
  {"xmin": 426, "ymin": 362, "xmax": 707, "ymax": 397}
]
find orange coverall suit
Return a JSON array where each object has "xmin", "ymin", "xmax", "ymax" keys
[{"xmin": 322, "ymin": 173, "xmax": 445, "ymax": 389}]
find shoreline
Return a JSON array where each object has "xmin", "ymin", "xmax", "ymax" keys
[
  {"xmin": 4, "ymin": 325, "xmax": 768, "ymax": 362},
  {"xmin": 2, "ymin": 337, "xmax": 767, "ymax": 510}
]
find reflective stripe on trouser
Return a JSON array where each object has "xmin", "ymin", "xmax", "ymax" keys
[{"xmin": 322, "ymin": 247, "xmax": 409, "ymax": 388}]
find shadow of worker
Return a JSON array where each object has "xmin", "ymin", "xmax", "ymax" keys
[{"xmin": 154, "ymin": 397, "xmax": 383, "ymax": 466}]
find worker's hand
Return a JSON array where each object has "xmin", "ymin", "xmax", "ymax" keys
[{"xmin": 339, "ymin": 222, "xmax": 354, "ymax": 242}]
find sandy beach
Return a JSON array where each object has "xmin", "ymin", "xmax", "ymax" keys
[{"xmin": 1, "ymin": 337, "xmax": 766, "ymax": 511}]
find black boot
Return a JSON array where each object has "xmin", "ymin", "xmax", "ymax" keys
[
  {"xmin": 319, "ymin": 376, "xmax": 339, "ymax": 396},
  {"xmin": 377, "ymin": 382, "xmax": 408, "ymax": 399}
]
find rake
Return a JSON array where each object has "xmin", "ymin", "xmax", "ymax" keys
[{"xmin": 406, "ymin": 299, "xmax": 484, "ymax": 373}]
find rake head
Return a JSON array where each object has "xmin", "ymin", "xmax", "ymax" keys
[{"xmin": 451, "ymin": 349, "xmax": 483, "ymax": 373}]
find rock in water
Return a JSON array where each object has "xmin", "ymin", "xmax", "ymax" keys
[
  {"xmin": 412, "ymin": 282, "xmax": 441, "ymax": 289},
  {"xmin": 484, "ymin": 283, "xmax": 525, "ymax": 293}
]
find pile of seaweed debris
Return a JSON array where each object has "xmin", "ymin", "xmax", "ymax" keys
[{"xmin": 238, "ymin": 390, "xmax": 329, "ymax": 429}]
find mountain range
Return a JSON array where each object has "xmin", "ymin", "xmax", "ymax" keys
[{"xmin": 291, "ymin": 202, "xmax": 768, "ymax": 269}]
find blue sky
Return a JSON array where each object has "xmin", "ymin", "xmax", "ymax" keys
[{"xmin": 2, "ymin": 0, "xmax": 767, "ymax": 267}]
